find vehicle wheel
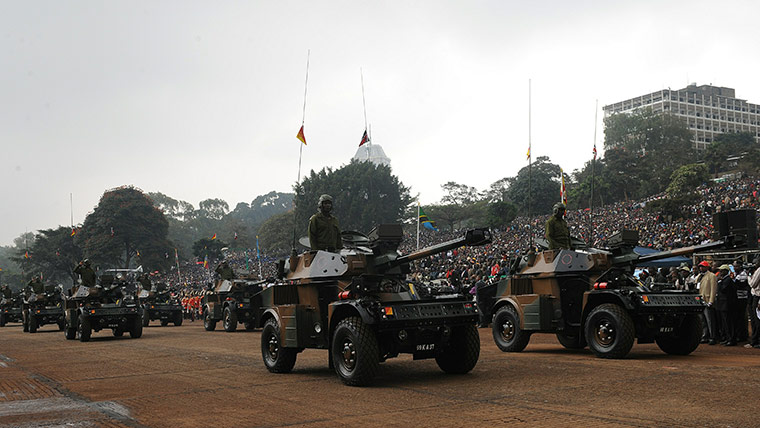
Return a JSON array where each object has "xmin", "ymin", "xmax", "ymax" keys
[
  {"xmin": 57, "ymin": 319, "xmax": 65, "ymax": 331},
  {"xmin": 142, "ymin": 308, "xmax": 150, "ymax": 327},
  {"xmin": 223, "ymin": 306, "xmax": 238, "ymax": 332},
  {"xmin": 585, "ymin": 304, "xmax": 635, "ymax": 359},
  {"xmin": 492, "ymin": 305, "xmax": 531, "ymax": 352},
  {"xmin": 160, "ymin": 319, "xmax": 169, "ymax": 327},
  {"xmin": 203, "ymin": 308, "xmax": 216, "ymax": 331},
  {"xmin": 78, "ymin": 316, "xmax": 92, "ymax": 342},
  {"xmin": 129, "ymin": 316, "xmax": 143, "ymax": 339},
  {"xmin": 28, "ymin": 315, "xmax": 38, "ymax": 333},
  {"xmin": 113, "ymin": 328, "xmax": 124, "ymax": 337},
  {"xmin": 64, "ymin": 316, "xmax": 77, "ymax": 340},
  {"xmin": 436, "ymin": 324, "xmax": 480, "ymax": 374},
  {"xmin": 244, "ymin": 321, "xmax": 255, "ymax": 331},
  {"xmin": 0, "ymin": 313, "xmax": 6, "ymax": 327},
  {"xmin": 655, "ymin": 314, "xmax": 702, "ymax": 356},
  {"xmin": 23, "ymin": 311, "xmax": 29, "ymax": 332},
  {"xmin": 261, "ymin": 318, "xmax": 297, "ymax": 373},
  {"xmin": 174, "ymin": 312, "xmax": 183, "ymax": 326},
  {"xmin": 556, "ymin": 329, "xmax": 586, "ymax": 349},
  {"xmin": 331, "ymin": 316, "xmax": 380, "ymax": 386}
]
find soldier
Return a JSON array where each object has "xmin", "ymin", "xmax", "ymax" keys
[
  {"xmin": 215, "ymin": 260, "xmax": 235, "ymax": 281},
  {"xmin": 1, "ymin": 284, "xmax": 13, "ymax": 300},
  {"xmin": 74, "ymin": 259, "xmax": 97, "ymax": 288},
  {"xmin": 27, "ymin": 275, "xmax": 44, "ymax": 295},
  {"xmin": 545, "ymin": 203, "xmax": 571, "ymax": 250},
  {"xmin": 138, "ymin": 274, "xmax": 153, "ymax": 292},
  {"xmin": 308, "ymin": 194, "xmax": 342, "ymax": 252}
]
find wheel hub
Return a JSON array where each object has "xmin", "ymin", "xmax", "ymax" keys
[
  {"xmin": 500, "ymin": 319, "xmax": 515, "ymax": 341},
  {"xmin": 341, "ymin": 340, "xmax": 356, "ymax": 370},
  {"xmin": 595, "ymin": 320, "xmax": 615, "ymax": 346},
  {"xmin": 267, "ymin": 335, "xmax": 279, "ymax": 359}
]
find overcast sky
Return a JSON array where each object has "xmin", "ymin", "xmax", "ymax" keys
[{"xmin": 2, "ymin": 0, "xmax": 759, "ymax": 246}]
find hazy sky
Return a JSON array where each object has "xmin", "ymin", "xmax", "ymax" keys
[{"xmin": 2, "ymin": 0, "xmax": 759, "ymax": 246}]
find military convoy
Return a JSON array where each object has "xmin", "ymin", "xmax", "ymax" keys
[
  {"xmin": 62, "ymin": 268, "xmax": 143, "ymax": 342},
  {"xmin": 258, "ymin": 225, "xmax": 491, "ymax": 386},
  {"xmin": 481, "ymin": 225, "xmax": 742, "ymax": 359},
  {"xmin": 202, "ymin": 277, "xmax": 264, "ymax": 332},
  {"xmin": 22, "ymin": 285, "xmax": 65, "ymax": 333},
  {"xmin": 140, "ymin": 282, "xmax": 183, "ymax": 327}
]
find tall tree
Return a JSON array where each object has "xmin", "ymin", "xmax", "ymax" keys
[
  {"xmin": 504, "ymin": 156, "xmax": 564, "ymax": 216},
  {"xmin": 701, "ymin": 131, "xmax": 760, "ymax": 176},
  {"xmin": 15, "ymin": 227, "xmax": 83, "ymax": 285},
  {"xmin": 293, "ymin": 160, "xmax": 412, "ymax": 238},
  {"xmin": 77, "ymin": 186, "xmax": 172, "ymax": 271}
]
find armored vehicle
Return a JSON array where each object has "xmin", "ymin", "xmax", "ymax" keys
[
  {"xmin": 483, "ymin": 228, "xmax": 739, "ymax": 359},
  {"xmin": 140, "ymin": 283, "xmax": 183, "ymax": 327},
  {"xmin": 22, "ymin": 285, "xmax": 65, "ymax": 333},
  {"xmin": 259, "ymin": 225, "xmax": 491, "ymax": 386},
  {"xmin": 0, "ymin": 292, "xmax": 23, "ymax": 327},
  {"xmin": 202, "ymin": 277, "xmax": 264, "ymax": 332},
  {"xmin": 63, "ymin": 269, "xmax": 143, "ymax": 342}
]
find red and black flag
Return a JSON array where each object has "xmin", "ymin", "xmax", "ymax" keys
[{"xmin": 359, "ymin": 129, "xmax": 370, "ymax": 147}]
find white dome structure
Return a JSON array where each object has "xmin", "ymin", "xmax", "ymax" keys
[{"xmin": 352, "ymin": 144, "xmax": 391, "ymax": 167}]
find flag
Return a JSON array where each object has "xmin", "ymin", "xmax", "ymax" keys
[
  {"xmin": 592, "ymin": 143, "xmax": 597, "ymax": 160},
  {"xmin": 233, "ymin": 232, "xmax": 238, "ymax": 240},
  {"xmin": 526, "ymin": 145, "xmax": 531, "ymax": 160},
  {"xmin": 256, "ymin": 235, "xmax": 260, "ymax": 258},
  {"xmin": 359, "ymin": 129, "xmax": 369, "ymax": 147},
  {"xmin": 203, "ymin": 255, "xmax": 208, "ymax": 269},
  {"xmin": 296, "ymin": 125, "xmax": 307, "ymax": 145},
  {"xmin": 419, "ymin": 206, "xmax": 438, "ymax": 231},
  {"xmin": 24, "ymin": 251, "xmax": 30, "ymax": 259},
  {"xmin": 136, "ymin": 250, "xmax": 141, "ymax": 257},
  {"xmin": 110, "ymin": 227, "xmax": 114, "ymax": 237},
  {"xmin": 71, "ymin": 228, "xmax": 76, "ymax": 237},
  {"xmin": 211, "ymin": 233, "xmax": 217, "ymax": 240},
  {"xmin": 560, "ymin": 169, "xmax": 567, "ymax": 205}
]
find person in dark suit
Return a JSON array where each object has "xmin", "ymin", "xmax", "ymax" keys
[{"xmin": 716, "ymin": 264, "xmax": 737, "ymax": 346}]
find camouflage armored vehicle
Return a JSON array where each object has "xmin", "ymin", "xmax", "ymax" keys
[
  {"xmin": 483, "ymin": 228, "xmax": 739, "ymax": 359},
  {"xmin": 0, "ymin": 291, "xmax": 23, "ymax": 327},
  {"xmin": 22, "ymin": 284, "xmax": 65, "ymax": 333},
  {"xmin": 202, "ymin": 277, "xmax": 264, "ymax": 332},
  {"xmin": 140, "ymin": 282, "xmax": 183, "ymax": 327},
  {"xmin": 258, "ymin": 225, "xmax": 491, "ymax": 386},
  {"xmin": 63, "ymin": 269, "xmax": 143, "ymax": 342}
]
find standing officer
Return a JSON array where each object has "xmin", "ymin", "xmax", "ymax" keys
[
  {"xmin": 697, "ymin": 260, "xmax": 718, "ymax": 345},
  {"xmin": 215, "ymin": 260, "xmax": 235, "ymax": 281},
  {"xmin": 74, "ymin": 259, "xmax": 97, "ymax": 288},
  {"xmin": 716, "ymin": 264, "xmax": 737, "ymax": 346},
  {"xmin": 545, "ymin": 203, "xmax": 571, "ymax": 250},
  {"xmin": 308, "ymin": 194, "xmax": 342, "ymax": 252}
]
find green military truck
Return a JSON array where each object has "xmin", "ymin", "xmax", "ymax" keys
[
  {"xmin": 258, "ymin": 225, "xmax": 491, "ymax": 386},
  {"xmin": 202, "ymin": 278, "xmax": 264, "ymax": 332},
  {"xmin": 140, "ymin": 283, "xmax": 183, "ymax": 327},
  {"xmin": 0, "ymin": 292, "xmax": 23, "ymax": 327},
  {"xmin": 22, "ymin": 285, "xmax": 65, "ymax": 333}
]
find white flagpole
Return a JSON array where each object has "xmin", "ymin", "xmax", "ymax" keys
[{"xmin": 416, "ymin": 203, "xmax": 420, "ymax": 250}]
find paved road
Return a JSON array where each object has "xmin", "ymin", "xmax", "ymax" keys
[{"xmin": 1, "ymin": 321, "xmax": 758, "ymax": 427}]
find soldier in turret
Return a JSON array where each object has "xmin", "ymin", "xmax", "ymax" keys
[
  {"xmin": 1, "ymin": 284, "xmax": 12, "ymax": 300},
  {"xmin": 27, "ymin": 275, "xmax": 44, "ymax": 295},
  {"xmin": 138, "ymin": 274, "xmax": 153, "ymax": 292},
  {"xmin": 74, "ymin": 259, "xmax": 97, "ymax": 288},
  {"xmin": 215, "ymin": 260, "xmax": 235, "ymax": 281},
  {"xmin": 308, "ymin": 194, "xmax": 342, "ymax": 252},
  {"xmin": 545, "ymin": 203, "xmax": 571, "ymax": 250}
]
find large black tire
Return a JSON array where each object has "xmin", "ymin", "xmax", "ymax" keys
[
  {"xmin": 655, "ymin": 314, "xmax": 702, "ymax": 356},
  {"xmin": 244, "ymin": 321, "xmax": 255, "ymax": 331},
  {"xmin": 29, "ymin": 315, "xmax": 38, "ymax": 333},
  {"xmin": 261, "ymin": 318, "xmax": 298, "ymax": 373},
  {"xmin": 78, "ymin": 316, "xmax": 91, "ymax": 342},
  {"xmin": 556, "ymin": 329, "xmax": 586, "ymax": 349},
  {"xmin": 57, "ymin": 319, "xmax": 65, "ymax": 331},
  {"xmin": 0, "ymin": 313, "xmax": 6, "ymax": 327},
  {"xmin": 64, "ymin": 316, "xmax": 77, "ymax": 340},
  {"xmin": 492, "ymin": 305, "xmax": 531, "ymax": 352},
  {"xmin": 22, "ymin": 311, "xmax": 29, "ymax": 332},
  {"xmin": 223, "ymin": 306, "xmax": 238, "ymax": 332},
  {"xmin": 331, "ymin": 317, "xmax": 380, "ymax": 386},
  {"xmin": 142, "ymin": 308, "xmax": 150, "ymax": 327},
  {"xmin": 160, "ymin": 319, "xmax": 169, "ymax": 327},
  {"xmin": 174, "ymin": 312, "xmax": 183, "ymax": 326},
  {"xmin": 129, "ymin": 316, "xmax": 143, "ymax": 339},
  {"xmin": 435, "ymin": 324, "xmax": 480, "ymax": 374},
  {"xmin": 585, "ymin": 304, "xmax": 635, "ymax": 359},
  {"xmin": 112, "ymin": 328, "xmax": 124, "ymax": 337},
  {"xmin": 203, "ymin": 308, "xmax": 216, "ymax": 331}
]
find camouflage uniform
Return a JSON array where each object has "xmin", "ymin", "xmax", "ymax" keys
[
  {"xmin": 215, "ymin": 262, "xmax": 235, "ymax": 281},
  {"xmin": 545, "ymin": 215, "xmax": 571, "ymax": 250},
  {"xmin": 74, "ymin": 263, "xmax": 97, "ymax": 287},
  {"xmin": 27, "ymin": 277, "xmax": 44, "ymax": 294},
  {"xmin": 2, "ymin": 285, "xmax": 12, "ymax": 299},
  {"xmin": 308, "ymin": 211, "xmax": 342, "ymax": 252}
]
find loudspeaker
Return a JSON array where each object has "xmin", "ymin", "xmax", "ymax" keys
[{"xmin": 713, "ymin": 209, "xmax": 758, "ymax": 248}]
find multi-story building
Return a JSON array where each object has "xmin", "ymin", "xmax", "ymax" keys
[{"xmin": 603, "ymin": 84, "xmax": 760, "ymax": 151}]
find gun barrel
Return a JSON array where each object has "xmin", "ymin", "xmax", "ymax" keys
[
  {"xmin": 635, "ymin": 239, "xmax": 726, "ymax": 265},
  {"xmin": 385, "ymin": 228, "xmax": 491, "ymax": 270}
]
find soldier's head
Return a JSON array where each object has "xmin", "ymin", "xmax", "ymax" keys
[
  {"xmin": 318, "ymin": 194, "xmax": 333, "ymax": 215},
  {"xmin": 82, "ymin": 258, "xmax": 91, "ymax": 267},
  {"xmin": 552, "ymin": 203, "xmax": 566, "ymax": 218}
]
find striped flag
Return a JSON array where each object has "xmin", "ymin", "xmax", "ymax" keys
[
  {"xmin": 296, "ymin": 125, "xmax": 307, "ymax": 145},
  {"xmin": 359, "ymin": 129, "xmax": 369, "ymax": 147}
]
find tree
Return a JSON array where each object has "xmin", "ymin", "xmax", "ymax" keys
[
  {"xmin": 666, "ymin": 164, "xmax": 710, "ymax": 197},
  {"xmin": 257, "ymin": 211, "xmax": 295, "ymax": 254},
  {"xmin": 77, "ymin": 186, "xmax": 172, "ymax": 271},
  {"xmin": 198, "ymin": 198, "xmax": 229, "ymax": 220},
  {"xmin": 192, "ymin": 238, "xmax": 228, "ymax": 261},
  {"xmin": 293, "ymin": 160, "xmax": 413, "ymax": 236},
  {"xmin": 504, "ymin": 156, "xmax": 564, "ymax": 216},
  {"xmin": 701, "ymin": 132, "xmax": 760, "ymax": 176},
  {"xmin": 485, "ymin": 200, "xmax": 518, "ymax": 228},
  {"xmin": 18, "ymin": 227, "xmax": 83, "ymax": 285}
]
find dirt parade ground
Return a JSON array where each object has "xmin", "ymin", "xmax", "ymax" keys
[{"xmin": 1, "ymin": 322, "xmax": 758, "ymax": 428}]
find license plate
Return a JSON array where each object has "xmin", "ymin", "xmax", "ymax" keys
[
  {"xmin": 416, "ymin": 344, "xmax": 435, "ymax": 351},
  {"xmin": 659, "ymin": 327, "xmax": 674, "ymax": 333}
]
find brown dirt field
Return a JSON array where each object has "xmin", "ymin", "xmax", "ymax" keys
[{"xmin": 1, "ymin": 321, "xmax": 758, "ymax": 428}]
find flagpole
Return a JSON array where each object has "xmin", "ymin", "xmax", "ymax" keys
[
  {"xmin": 174, "ymin": 248, "xmax": 182, "ymax": 286},
  {"xmin": 589, "ymin": 99, "xmax": 598, "ymax": 245},
  {"xmin": 417, "ymin": 202, "xmax": 421, "ymax": 251},
  {"xmin": 293, "ymin": 50, "xmax": 310, "ymax": 252},
  {"xmin": 70, "ymin": 193, "xmax": 73, "ymax": 228},
  {"xmin": 528, "ymin": 79, "xmax": 533, "ymax": 250}
]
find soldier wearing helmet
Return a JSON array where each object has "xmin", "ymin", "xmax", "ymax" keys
[
  {"xmin": 74, "ymin": 259, "xmax": 97, "ymax": 288},
  {"xmin": 308, "ymin": 194, "xmax": 342, "ymax": 252},
  {"xmin": 545, "ymin": 203, "xmax": 571, "ymax": 250}
]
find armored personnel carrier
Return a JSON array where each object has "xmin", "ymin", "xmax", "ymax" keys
[
  {"xmin": 63, "ymin": 269, "xmax": 143, "ymax": 342},
  {"xmin": 202, "ymin": 277, "xmax": 264, "ymax": 332},
  {"xmin": 0, "ymin": 292, "xmax": 23, "ymax": 327},
  {"xmin": 22, "ymin": 284, "xmax": 65, "ymax": 333},
  {"xmin": 483, "ymin": 215, "xmax": 747, "ymax": 359},
  {"xmin": 140, "ymin": 282, "xmax": 183, "ymax": 327},
  {"xmin": 258, "ymin": 225, "xmax": 491, "ymax": 386}
]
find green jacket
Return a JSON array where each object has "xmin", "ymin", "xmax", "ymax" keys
[
  {"xmin": 308, "ymin": 212, "xmax": 342, "ymax": 251},
  {"xmin": 28, "ymin": 279, "xmax": 44, "ymax": 294},
  {"xmin": 74, "ymin": 264, "xmax": 97, "ymax": 287},
  {"xmin": 215, "ymin": 263, "xmax": 235, "ymax": 280},
  {"xmin": 545, "ymin": 215, "xmax": 571, "ymax": 250}
]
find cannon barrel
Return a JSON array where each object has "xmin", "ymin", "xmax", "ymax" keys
[
  {"xmin": 380, "ymin": 228, "xmax": 491, "ymax": 271},
  {"xmin": 612, "ymin": 237, "xmax": 732, "ymax": 267}
]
